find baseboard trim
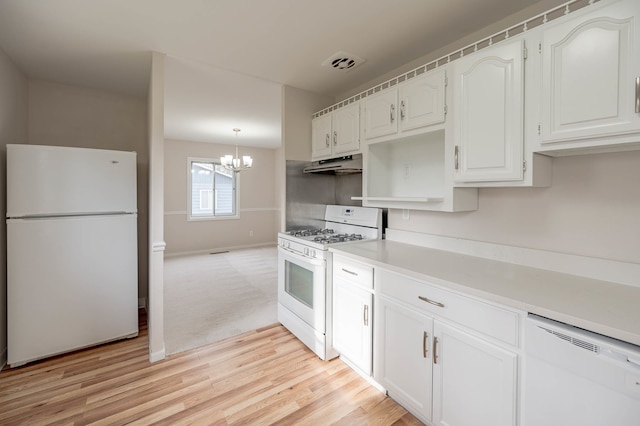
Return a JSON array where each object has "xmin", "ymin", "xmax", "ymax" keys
[
  {"xmin": 164, "ymin": 242, "xmax": 276, "ymax": 258},
  {"xmin": 0, "ymin": 347, "xmax": 6, "ymax": 371},
  {"xmin": 149, "ymin": 348, "xmax": 166, "ymax": 363}
]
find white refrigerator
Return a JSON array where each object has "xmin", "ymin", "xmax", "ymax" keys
[{"xmin": 6, "ymin": 144, "xmax": 139, "ymax": 367}]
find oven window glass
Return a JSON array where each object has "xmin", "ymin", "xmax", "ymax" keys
[{"xmin": 284, "ymin": 261, "xmax": 314, "ymax": 308}]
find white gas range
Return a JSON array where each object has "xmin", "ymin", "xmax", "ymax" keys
[{"xmin": 277, "ymin": 205, "xmax": 383, "ymax": 360}]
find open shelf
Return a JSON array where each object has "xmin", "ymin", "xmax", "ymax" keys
[
  {"xmin": 352, "ymin": 196, "xmax": 444, "ymax": 202},
  {"xmin": 366, "ymin": 130, "xmax": 445, "ymax": 201}
]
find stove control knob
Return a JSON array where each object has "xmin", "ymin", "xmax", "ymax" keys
[{"xmin": 310, "ymin": 249, "xmax": 316, "ymax": 257}]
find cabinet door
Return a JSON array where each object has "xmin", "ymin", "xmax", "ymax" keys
[
  {"xmin": 332, "ymin": 279, "xmax": 372, "ymax": 375},
  {"xmin": 454, "ymin": 39, "xmax": 525, "ymax": 182},
  {"xmin": 311, "ymin": 114, "xmax": 332, "ymax": 159},
  {"xmin": 432, "ymin": 322, "xmax": 517, "ymax": 426},
  {"xmin": 333, "ymin": 103, "xmax": 360, "ymax": 155},
  {"xmin": 374, "ymin": 296, "xmax": 433, "ymax": 424},
  {"xmin": 362, "ymin": 89, "xmax": 398, "ymax": 140},
  {"xmin": 399, "ymin": 69, "xmax": 446, "ymax": 132},
  {"xmin": 541, "ymin": 0, "xmax": 640, "ymax": 144}
]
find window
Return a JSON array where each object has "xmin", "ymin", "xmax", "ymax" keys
[{"xmin": 188, "ymin": 158, "xmax": 238, "ymax": 220}]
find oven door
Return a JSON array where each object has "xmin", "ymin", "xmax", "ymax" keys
[{"xmin": 277, "ymin": 246, "xmax": 326, "ymax": 333}]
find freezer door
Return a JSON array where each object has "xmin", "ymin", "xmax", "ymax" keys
[
  {"xmin": 7, "ymin": 144, "xmax": 137, "ymax": 217},
  {"xmin": 7, "ymin": 214, "xmax": 139, "ymax": 366}
]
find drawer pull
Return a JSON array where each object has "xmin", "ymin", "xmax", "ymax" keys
[
  {"xmin": 636, "ymin": 77, "xmax": 640, "ymax": 114},
  {"xmin": 433, "ymin": 337, "xmax": 439, "ymax": 364},
  {"xmin": 418, "ymin": 295, "xmax": 445, "ymax": 308},
  {"xmin": 341, "ymin": 268, "xmax": 358, "ymax": 276},
  {"xmin": 423, "ymin": 331, "xmax": 429, "ymax": 358},
  {"xmin": 454, "ymin": 145, "xmax": 459, "ymax": 171},
  {"xmin": 364, "ymin": 304, "xmax": 369, "ymax": 326}
]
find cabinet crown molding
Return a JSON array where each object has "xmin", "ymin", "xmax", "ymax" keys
[{"xmin": 313, "ymin": 0, "xmax": 600, "ymax": 119}]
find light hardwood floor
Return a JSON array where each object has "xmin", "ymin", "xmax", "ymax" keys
[{"xmin": 0, "ymin": 311, "xmax": 422, "ymax": 425}]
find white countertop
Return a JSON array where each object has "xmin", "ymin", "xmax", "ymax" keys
[{"xmin": 330, "ymin": 240, "xmax": 640, "ymax": 346}]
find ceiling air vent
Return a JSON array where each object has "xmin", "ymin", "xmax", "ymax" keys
[{"xmin": 322, "ymin": 51, "xmax": 366, "ymax": 71}]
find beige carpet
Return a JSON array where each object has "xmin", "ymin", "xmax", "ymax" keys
[{"xmin": 163, "ymin": 245, "xmax": 278, "ymax": 355}]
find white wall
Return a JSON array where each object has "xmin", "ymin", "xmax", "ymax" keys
[
  {"xmin": 164, "ymin": 139, "xmax": 278, "ymax": 256},
  {"xmin": 332, "ymin": 0, "xmax": 640, "ymax": 266},
  {"xmin": 27, "ymin": 79, "xmax": 150, "ymax": 302},
  {"xmin": 389, "ymin": 151, "xmax": 640, "ymax": 264},
  {"xmin": 0, "ymin": 47, "xmax": 28, "ymax": 367},
  {"xmin": 282, "ymin": 85, "xmax": 334, "ymax": 162},
  {"xmin": 339, "ymin": 0, "xmax": 569, "ymax": 102}
]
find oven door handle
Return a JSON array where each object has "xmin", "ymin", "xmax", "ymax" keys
[{"xmin": 278, "ymin": 246, "xmax": 325, "ymax": 266}]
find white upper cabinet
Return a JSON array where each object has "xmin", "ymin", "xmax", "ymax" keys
[
  {"xmin": 362, "ymin": 89, "xmax": 398, "ymax": 140},
  {"xmin": 363, "ymin": 69, "xmax": 447, "ymax": 142},
  {"xmin": 333, "ymin": 103, "xmax": 360, "ymax": 155},
  {"xmin": 398, "ymin": 69, "xmax": 447, "ymax": 132},
  {"xmin": 537, "ymin": 0, "xmax": 640, "ymax": 153},
  {"xmin": 311, "ymin": 103, "xmax": 360, "ymax": 160},
  {"xmin": 453, "ymin": 39, "xmax": 525, "ymax": 183},
  {"xmin": 358, "ymin": 67, "xmax": 479, "ymax": 212},
  {"xmin": 311, "ymin": 113, "xmax": 333, "ymax": 159}
]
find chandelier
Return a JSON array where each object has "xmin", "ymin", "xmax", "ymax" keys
[{"xmin": 220, "ymin": 128, "xmax": 253, "ymax": 173}]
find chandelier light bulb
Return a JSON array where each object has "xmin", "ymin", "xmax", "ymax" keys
[{"xmin": 220, "ymin": 128, "xmax": 253, "ymax": 172}]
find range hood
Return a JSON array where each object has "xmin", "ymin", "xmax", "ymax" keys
[{"xmin": 303, "ymin": 154, "xmax": 363, "ymax": 174}]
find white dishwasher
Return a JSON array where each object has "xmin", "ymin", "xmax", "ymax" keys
[{"xmin": 524, "ymin": 314, "xmax": 640, "ymax": 426}]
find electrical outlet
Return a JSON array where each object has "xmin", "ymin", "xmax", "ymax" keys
[
  {"xmin": 249, "ymin": 230, "xmax": 254, "ymax": 237},
  {"xmin": 402, "ymin": 209, "xmax": 410, "ymax": 220}
]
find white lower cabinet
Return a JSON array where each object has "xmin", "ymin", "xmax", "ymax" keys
[
  {"xmin": 333, "ymin": 280, "xmax": 373, "ymax": 374},
  {"xmin": 375, "ymin": 295, "xmax": 434, "ymax": 423},
  {"xmin": 373, "ymin": 268, "xmax": 520, "ymax": 426},
  {"xmin": 432, "ymin": 321, "xmax": 517, "ymax": 426},
  {"xmin": 332, "ymin": 255, "xmax": 374, "ymax": 375}
]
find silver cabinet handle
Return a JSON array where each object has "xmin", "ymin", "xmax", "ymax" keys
[
  {"xmin": 364, "ymin": 304, "xmax": 369, "ymax": 326},
  {"xmin": 400, "ymin": 100, "xmax": 406, "ymax": 120},
  {"xmin": 433, "ymin": 336, "xmax": 439, "ymax": 364},
  {"xmin": 454, "ymin": 145, "xmax": 459, "ymax": 171},
  {"xmin": 341, "ymin": 268, "xmax": 358, "ymax": 276},
  {"xmin": 423, "ymin": 331, "xmax": 429, "ymax": 358},
  {"xmin": 390, "ymin": 104, "xmax": 395, "ymax": 123},
  {"xmin": 418, "ymin": 295, "xmax": 445, "ymax": 308},
  {"xmin": 333, "ymin": 130, "xmax": 337, "ymax": 146},
  {"xmin": 325, "ymin": 133, "xmax": 330, "ymax": 147},
  {"xmin": 635, "ymin": 77, "xmax": 640, "ymax": 114}
]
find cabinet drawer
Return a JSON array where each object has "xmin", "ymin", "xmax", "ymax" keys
[
  {"xmin": 333, "ymin": 255, "xmax": 374, "ymax": 289},
  {"xmin": 376, "ymin": 269, "xmax": 518, "ymax": 346}
]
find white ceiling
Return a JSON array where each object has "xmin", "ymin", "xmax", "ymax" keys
[{"xmin": 0, "ymin": 0, "xmax": 556, "ymax": 148}]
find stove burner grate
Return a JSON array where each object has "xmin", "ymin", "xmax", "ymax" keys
[
  {"xmin": 313, "ymin": 233, "xmax": 364, "ymax": 244},
  {"xmin": 289, "ymin": 228, "xmax": 336, "ymax": 237}
]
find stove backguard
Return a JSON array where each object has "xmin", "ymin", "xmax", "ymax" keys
[{"xmin": 285, "ymin": 160, "xmax": 362, "ymax": 231}]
